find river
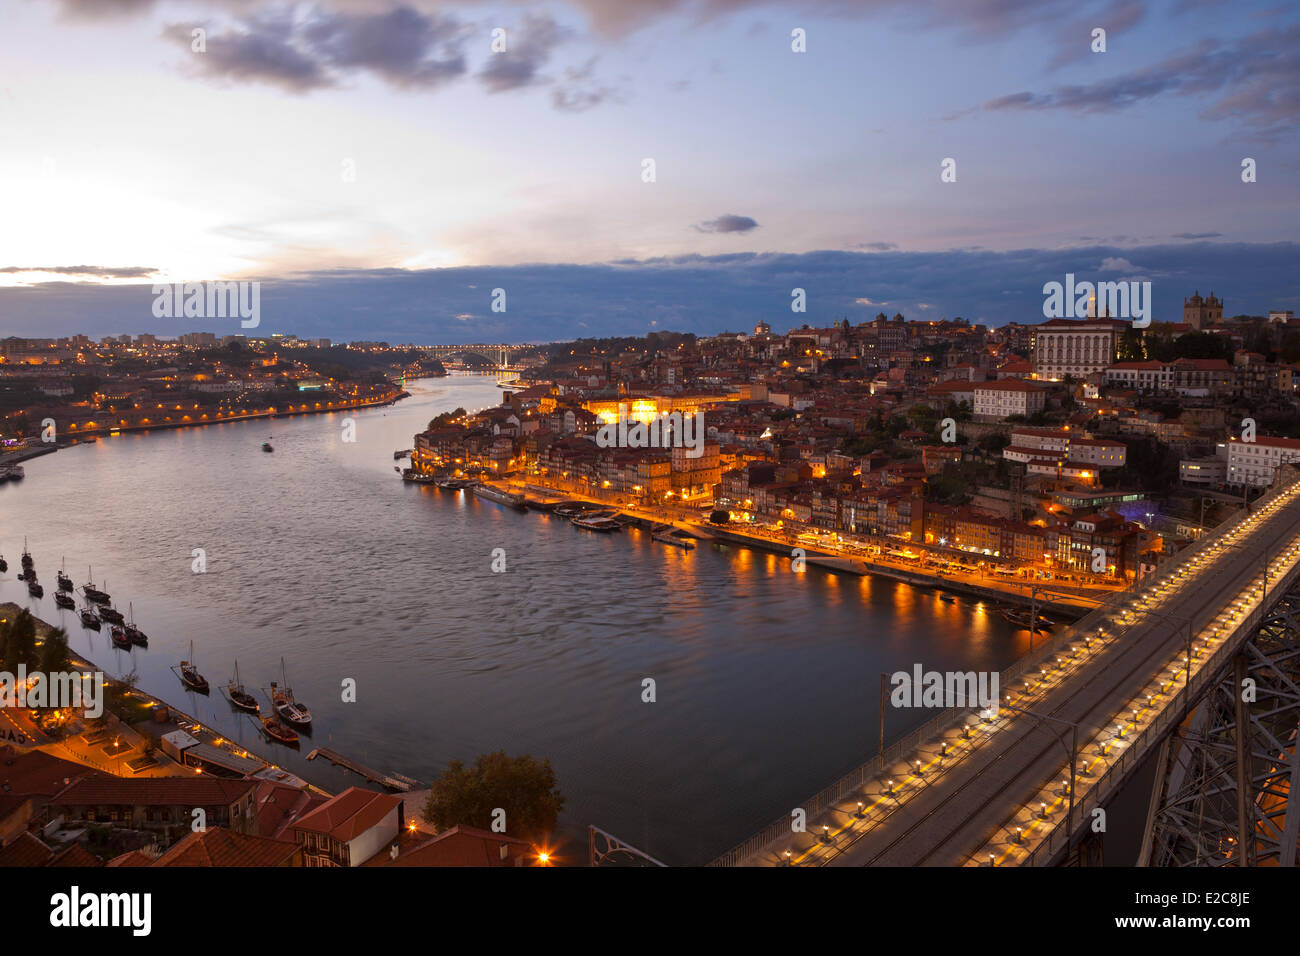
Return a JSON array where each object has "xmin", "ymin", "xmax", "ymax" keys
[{"xmin": 0, "ymin": 375, "xmax": 1031, "ymax": 865}]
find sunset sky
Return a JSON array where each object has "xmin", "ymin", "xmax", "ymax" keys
[{"xmin": 1, "ymin": 0, "xmax": 1296, "ymax": 341}]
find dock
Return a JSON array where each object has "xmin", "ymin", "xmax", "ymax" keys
[{"xmin": 306, "ymin": 747, "xmax": 420, "ymax": 792}]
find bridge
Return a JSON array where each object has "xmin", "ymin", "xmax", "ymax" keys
[{"xmin": 712, "ymin": 467, "xmax": 1300, "ymax": 867}]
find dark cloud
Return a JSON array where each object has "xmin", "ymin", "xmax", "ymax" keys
[
  {"xmin": 0, "ymin": 265, "xmax": 158, "ymax": 278},
  {"xmin": 4, "ymin": 242, "xmax": 1295, "ymax": 343},
  {"xmin": 854, "ymin": 241, "xmax": 898, "ymax": 251},
  {"xmin": 163, "ymin": 5, "xmax": 470, "ymax": 93},
  {"xmin": 695, "ymin": 215, "xmax": 759, "ymax": 234},
  {"xmin": 477, "ymin": 13, "xmax": 570, "ymax": 93},
  {"xmin": 303, "ymin": 6, "xmax": 470, "ymax": 89},
  {"xmin": 984, "ymin": 24, "xmax": 1300, "ymax": 141},
  {"xmin": 1172, "ymin": 232, "xmax": 1224, "ymax": 239}
]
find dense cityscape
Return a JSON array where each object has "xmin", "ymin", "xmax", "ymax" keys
[{"xmin": 3, "ymin": 0, "xmax": 1297, "ymax": 939}]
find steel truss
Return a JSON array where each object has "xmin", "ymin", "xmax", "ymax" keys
[
  {"xmin": 588, "ymin": 826, "xmax": 668, "ymax": 867},
  {"xmin": 1142, "ymin": 580, "xmax": 1300, "ymax": 866}
]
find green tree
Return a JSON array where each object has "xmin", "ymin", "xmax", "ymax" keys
[
  {"xmin": 709, "ymin": 509, "xmax": 730, "ymax": 525},
  {"xmin": 424, "ymin": 750, "xmax": 564, "ymax": 843}
]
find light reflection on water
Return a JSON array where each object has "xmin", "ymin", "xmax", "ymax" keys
[{"xmin": 0, "ymin": 375, "xmax": 1025, "ymax": 864}]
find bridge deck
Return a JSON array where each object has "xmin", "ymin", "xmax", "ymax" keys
[{"xmin": 722, "ymin": 477, "xmax": 1300, "ymax": 866}]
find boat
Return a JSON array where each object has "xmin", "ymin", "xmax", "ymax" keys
[
  {"xmin": 54, "ymin": 591, "xmax": 75, "ymax": 609},
  {"xmin": 178, "ymin": 642, "xmax": 209, "ymax": 693},
  {"xmin": 81, "ymin": 567, "xmax": 110, "ymax": 604},
  {"xmin": 471, "ymin": 483, "xmax": 527, "ymax": 510},
  {"xmin": 98, "ymin": 604, "xmax": 124, "ymax": 625},
  {"xmin": 394, "ymin": 449, "xmax": 412, "ymax": 460},
  {"xmin": 26, "ymin": 579, "xmax": 43, "ymax": 598},
  {"xmin": 270, "ymin": 658, "xmax": 312, "ymax": 727},
  {"xmin": 7, "ymin": 465, "xmax": 23, "ymax": 481},
  {"xmin": 110, "ymin": 626, "xmax": 132, "ymax": 650},
  {"xmin": 261, "ymin": 713, "xmax": 299, "ymax": 745},
  {"xmin": 1000, "ymin": 608, "xmax": 1054, "ymax": 631},
  {"xmin": 939, "ymin": 594, "xmax": 956, "ymax": 604},
  {"xmin": 554, "ymin": 503, "xmax": 593, "ymax": 517},
  {"xmin": 224, "ymin": 661, "xmax": 260, "ymax": 713},
  {"xmin": 21, "ymin": 539, "xmax": 33, "ymax": 571},
  {"xmin": 57, "ymin": 558, "xmax": 73, "ymax": 592},
  {"xmin": 572, "ymin": 512, "xmax": 622, "ymax": 533},
  {"xmin": 652, "ymin": 529, "xmax": 695, "ymax": 550},
  {"xmin": 123, "ymin": 603, "xmax": 147, "ymax": 646},
  {"xmin": 261, "ymin": 441, "xmax": 273, "ymax": 453},
  {"xmin": 0, "ymin": 555, "xmax": 7, "ymax": 573},
  {"xmin": 79, "ymin": 607, "xmax": 101, "ymax": 629},
  {"xmin": 398, "ymin": 467, "xmax": 437, "ymax": 484}
]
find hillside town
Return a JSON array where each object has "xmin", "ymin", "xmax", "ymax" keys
[
  {"xmin": 0, "ymin": 333, "xmax": 438, "ymax": 452},
  {"xmin": 414, "ymin": 297, "xmax": 1300, "ymax": 589}
]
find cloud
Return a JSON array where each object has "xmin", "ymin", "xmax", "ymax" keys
[
  {"xmin": 551, "ymin": 57, "xmax": 624, "ymax": 112},
  {"xmin": 0, "ymin": 264, "xmax": 158, "ymax": 278},
  {"xmin": 477, "ymin": 13, "xmax": 570, "ymax": 93},
  {"xmin": 7, "ymin": 242, "xmax": 1294, "ymax": 342},
  {"xmin": 983, "ymin": 24, "xmax": 1300, "ymax": 141},
  {"xmin": 1098, "ymin": 257, "xmax": 1141, "ymax": 272},
  {"xmin": 853, "ymin": 241, "xmax": 897, "ymax": 251},
  {"xmin": 163, "ymin": 5, "xmax": 471, "ymax": 94},
  {"xmin": 694, "ymin": 214, "xmax": 759, "ymax": 234},
  {"xmin": 1172, "ymin": 232, "xmax": 1224, "ymax": 239},
  {"xmin": 855, "ymin": 297, "xmax": 889, "ymax": 306}
]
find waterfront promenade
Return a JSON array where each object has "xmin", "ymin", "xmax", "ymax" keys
[{"xmin": 483, "ymin": 475, "xmax": 1114, "ymax": 614}]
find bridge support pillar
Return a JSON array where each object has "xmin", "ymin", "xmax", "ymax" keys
[{"xmin": 1143, "ymin": 580, "xmax": 1300, "ymax": 866}]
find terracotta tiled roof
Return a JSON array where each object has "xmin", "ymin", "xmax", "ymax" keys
[
  {"xmin": 47, "ymin": 843, "xmax": 103, "ymax": 867},
  {"xmin": 106, "ymin": 850, "xmax": 155, "ymax": 867},
  {"xmin": 50, "ymin": 776, "xmax": 256, "ymax": 807},
  {"xmin": 373, "ymin": 825, "xmax": 533, "ymax": 867},
  {"xmin": 0, "ymin": 832, "xmax": 54, "ymax": 867},
  {"xmin": 153, "ymin": 827, "xmax": 299, "ymax": 867},
  {"xmin": 292, "ymin": 787, "xmax": 402, "ymax": 843},
  {"xmin": 0, "ymin": 746, "xmax": 106, "ymax": 799}
]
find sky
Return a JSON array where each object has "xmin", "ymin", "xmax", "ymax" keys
[{"xmin": 1, "ymin": 0, "xmax": 1297, "ymax": 342}]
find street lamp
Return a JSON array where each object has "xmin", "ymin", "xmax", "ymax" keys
[{"xmin": 1003, "ymin": 703, "xmax": 1081, "ymax": 860}]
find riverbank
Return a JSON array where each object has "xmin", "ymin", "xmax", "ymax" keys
[
  {"xmin": 483, "ymin": 476, "xmax": 1107, "ymax": 616},
  {"xmin": 54, "ymin": 388, "xmax": 409, "ymax": 441},
  {"xmin": 1, "ymin": 603, "xmax": 334, "ymax": 796}
]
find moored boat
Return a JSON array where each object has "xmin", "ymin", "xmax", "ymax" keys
[
  {"xmin": 26, "ymin": 579, "xmax": 43, "ymax": 598},
  {"xmin": 178, "ymin": 641, "xmax": 209, "ymax": 693},
  {"xmin": 110, "ymin": 626, "xmax": 132, "ymax": 649},
  {"xmin": 57, "ymin": 559, "xmax": 73, "ymax": 592},
  {"xmin": 471, "ymin": 483, "xmax": 527, "ymax": 510},
  {"xmin": 0, "ymin": 555, "xmax": 7, "ymax": 573},
  {"xmin": 79, "ymin": 607, "xmax": 101, "ymax": 630},
  {"xmin": 572, "ymin": 511, "xmax": 621, "ymax": 533},
  {"xmin": 82, "ymin": 568, "xmax": 110, "ymax": 604},
  {"xmin": 271, "ymin": 658, "xmax": 312, "ymax": 727},
  {"xmin": 54, "ymin": 591, "xmax": 75, "ymax": 609},
  {"xmin": 98, "ymin": 604, "xmax": 125, "ymax": 625},
  {"xmin": 224, "ymin": 661, "xmax": 260, "ymax": 713},
  {"xmin": 261, "ymin": 713, "xmax": 299, "ymax": 745},
  {"xmin": 123, "ymin": 602, "xmax": 147, "ymax": 646}
]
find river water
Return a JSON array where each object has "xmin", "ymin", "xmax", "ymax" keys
[{"xmin": 0, "ymin": 375, "xmax": 1029, "ymax": 865}]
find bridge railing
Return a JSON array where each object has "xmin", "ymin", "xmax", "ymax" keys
[
  {"xmin": 1021, "ymin": 512, "xmax": 1300, "ymax": 866},
  {"xmin": 708, "ymin": 479, "xmax": 1294, "ymax": 867}
]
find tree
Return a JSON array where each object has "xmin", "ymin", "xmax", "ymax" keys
[
  {"xmin": 424, "ymin": 750, "xmax": 564, "ymax": 843},
  {"xmin": 428, "ymin": 408, "xmax": 467, "ymax": 431},
  {"xmin": 709, "ymin": 509, "xmax": 730, "ymax": 525},
  {"xmin": 37, "ymin": 626, "xmax": 71, "ymax": 676},
  {"xmin": 0, "ymin": 609, "xmax": 38, "ymax": 671}
]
